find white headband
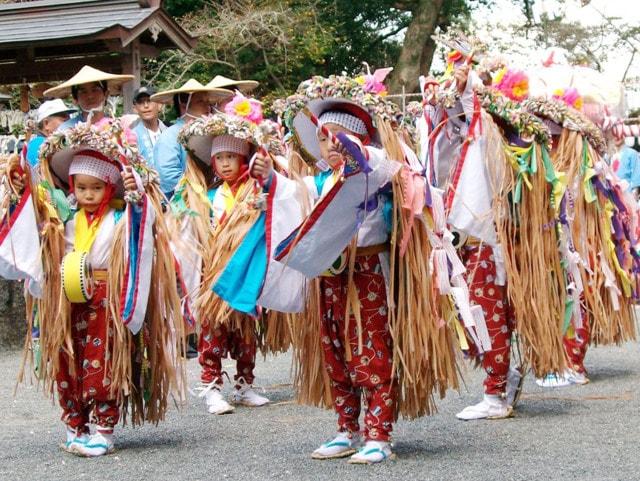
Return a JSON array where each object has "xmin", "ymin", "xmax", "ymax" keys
[
  {"xmin": 318, "ymin": 110, "xmax": 368, "ymax": 136},
  {"xmin": 210, "ymin": 135, "xmax": 251, "ymax": 158},
  {"xmin": 69, "ymin": 151, "xmax": 120, "ymax": 184}
]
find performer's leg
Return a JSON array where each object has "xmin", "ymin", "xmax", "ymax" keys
[
  {"xmin": 347, "ymin": 255, "xmax": 395, "ymax": 442},
  {"xmin": 456, "ymin": 244, "xmax": 513, "ymax": 420},
  {"xmin": 347, "ymin": 254, "xmax": 395, "ymax": 464},
  {"xmin": 196, "ymin": 323, "xmax": 234, "ymax": 414},
  {"xmin": 312, "ymin": 274, "xmax": 361, "ymax": 460},
  {"xmin": 563, "ymin": 309, "xmax": 591, "ymax": 384},
  {"xmin": 229, "ymin": 325, "xmax": 269, "ymax": 406},
  {"xmin": 56, "ymin": 312, "xmax": 90, "ymax": 451}
]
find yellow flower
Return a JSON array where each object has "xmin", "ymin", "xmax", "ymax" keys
[
  {"xmin": 574, "ymin": 97, "xmax": 584, "ymax": 110},
  {"xmin": 355, "ymin": 76, "xmax": 365, "ymax": 85},
  {"xmin": 234, "ymin": 99, "xmax": 251, "ymax": 117},
  {"xmin": 493, "ymin": 67, "xmax": 506, "ymax": 85}
]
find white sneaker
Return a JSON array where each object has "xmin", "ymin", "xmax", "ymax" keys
[
  {"xmin": 195, "ymin": 381, "xmax": 235, "ymax": 414},
  {"xmin": 348, "ymin": 440, "xmax": 395, "ymax": 464},
  {"xmin": 536, "ymin": 369, "xmax": 589, "ymax": 388},
  {"xmin": 312, "ymin": 432, "xmax": 359, "ymax": 460},
  {"xmin": 207, "ymin": 389, "xmax": 235, "ymax": 415},
  {"xmin": 71, "ymin": 431, "xmax": 114, "ymax": 457},
  {"xmin": 231, "ymin": 378, "xmax": 269, "ymax": 407},
  {"xmin": 62, "ymin": 428, "xmax": 88, "ymax": 453},
  {"xmin": 456, "ymin": 394, "xmax": 513, "ymax": 421},
  {"xmin": 505, "ymin": 366, "xmax": 524, "ymax": 406}
]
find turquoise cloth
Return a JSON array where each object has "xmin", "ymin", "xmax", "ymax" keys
[{"xmin": 212, "ymin": 212, "xmax": 267, "ymax": 315}]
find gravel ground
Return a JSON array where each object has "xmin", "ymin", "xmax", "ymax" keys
[{"xmin": 1, "ymin": 341, "xmax": 639, "ymax": 481}]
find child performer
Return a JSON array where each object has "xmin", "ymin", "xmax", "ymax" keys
[
  {"xmin": 174, "ymin": 94, "xmax": 305, "ymax": 415},
  {"xmin": 257, "ymin": 72, "xmax": 470, "ymax": 464},
  {"xmin": 3, "ymin": 121, "xmax": 183, "ymax": 457}
]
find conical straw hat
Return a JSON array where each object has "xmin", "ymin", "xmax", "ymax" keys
[
  {"xmin": 150, "ymin": 79, "xmax": 233, "ymax": 104},
  {"xmin": 205, "ymin": 75, "xmax": 259, "ymax": 93},
  {"xmin": 43, "ymin": 65, "xmax": 134, "ymax": 98}
]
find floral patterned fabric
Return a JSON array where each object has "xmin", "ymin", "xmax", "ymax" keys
[
  {"xmin": 461, "ymin": 245, "xmax": 515, "ymax": 395},
  {"xmin": 564, "ymin": 310, "xmax": 590, "ymax": 374},
  {"xmin": 319, "ymin": 254, "xmax": 395, "ymax": 442},
  {"xmin": 56, "ymin": 281, "xmax": 119, "ymax": 432},
  {"xmin": 198, "ymin": 322, "xmax": 257, "ymax": 386}
]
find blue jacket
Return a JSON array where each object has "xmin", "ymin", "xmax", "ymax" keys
[
  {"xmin": 25, "ymin": 135, "xmax": 45, "ymax": 167},
  {"xmin": 131, "ymin": 119, "xmax": 166, "ymax": 168},
  {"xmin": 153, "ymin": 118, "xmax": 187, "ymax": 197},
  {"xmin": 615, "ymin": 146, "xmax": 640, "ymax": 190}
]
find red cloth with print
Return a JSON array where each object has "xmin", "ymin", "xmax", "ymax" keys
[
  {"xmin": 319, "ymin": 253, "xmax": 395, "ymax": 442},
  {"xmin": 564, "ymin": 311, "xmax": 590, "ymax": 374},
  {"xmin": 461, "ymin": 245, "xmax": 515, "ymax": 396},
  {"xmin": 56, "ymin": 281, "xmax": 120, "ymax": 433},
  {"xmin": 198, "ymin": 322, "xmax": 257, "ymax": 385}
]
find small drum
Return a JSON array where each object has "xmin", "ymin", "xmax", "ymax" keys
[{"xmin": 61, "ymin": 251, "xmax": 94, "ymax": 303}]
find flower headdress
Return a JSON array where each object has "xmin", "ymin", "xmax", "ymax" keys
[
  {"xmin": 476, "ymin": 84, "xmax": 551, "ymax": 148},
  {"xmin": 522, "ymin": 96, "xmax": 606, "ymax": 154},
  {"xmin": 40, "ymin": 119, "xmax": 154, "ymax": 204},
  {"xmin": 492, "ymin": 67, "xmax": 530, "ymax": 102},
  {"xmin": 274, "ymin": 69, "xmax": 400, "ymax": 133},
  {"xmin": 551, "ymin": 87, "xmax": 583, "ymax": 111},
  {"xmin": 179, "ymin": 94, "xmax": 284, "ymax": 165}
]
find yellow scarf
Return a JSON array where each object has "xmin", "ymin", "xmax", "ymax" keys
[{"xmin": 73, "ymin": 208, "xmax": 106, "ymax": 253}]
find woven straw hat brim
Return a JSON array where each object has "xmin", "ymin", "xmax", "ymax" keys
[{"xmin": 43, "ymin": 66, "xmax": 134, "ymax": 98}]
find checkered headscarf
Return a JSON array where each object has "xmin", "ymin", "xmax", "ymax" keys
[
  {"xmin": 210, "ymin": 135, "xmax": 251, "ymax": 158},
  {"xmin": 318, "ymin": 110, "xmax": 368, "ymax": 136},
  {"xmin": 69, "ymin": 150, "xmax": 121, "ymax": 185}
]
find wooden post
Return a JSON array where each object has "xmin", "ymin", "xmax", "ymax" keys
[{"xmin": 121, "ymin": 39, "xmax": 141, "ymax": 114}]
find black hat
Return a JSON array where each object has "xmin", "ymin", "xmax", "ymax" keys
[{"xmin": 133, "ymin": 86, "xmax": 157, "ymax": 103}]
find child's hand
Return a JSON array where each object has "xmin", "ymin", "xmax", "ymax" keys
[
  {"xmin": 9, "ymin": 170, "xmax": 26, "ymax": 194},
  {"xmin": 251, "ymin": 151, "xmax": 273, "ymax": 180},
  {"xmin": 424, "ymin": 78, "xmax": 439, "ymax": 106},
  {"xmin": 7, "ymin": 155, "xmax": 26, "ymax": 195},
  {"xmin": 121, "ymin": 166, "xmax": 138, "ymax": 193},
  {"xmin": 454, "ymin": 64, "xmax": 470, "ymax": 94}
]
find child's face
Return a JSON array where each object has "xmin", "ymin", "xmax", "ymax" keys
[
  {"xmin": 318, "ymin": 123, "xmax": 354, "ymax": 168},
  {"xmin": 74, "ymin": 174, "xmax": 107, "ymax": 213},
  {"xmin": 214, "ymin": 151, "xmax": 244, "ymax": 182}
]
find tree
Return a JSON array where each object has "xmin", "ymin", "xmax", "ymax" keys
[{"xmin": 150, "ymin": 0, "xmax": 512, "ymax": 95}]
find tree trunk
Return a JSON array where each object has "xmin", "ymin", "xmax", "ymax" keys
[
  {"xmin": 0, "ymin": 280, "xmax": 26, "ymax": 348},
  {"xmin": 389, "ymin": 0, "xmax": 445, "ymax": 94}
]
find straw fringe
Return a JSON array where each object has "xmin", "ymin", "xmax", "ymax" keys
[
  {"xmin": 196, "ymin": 179, "xmax": 262, "ymax": 332},
  {"xmin": 486, "ymin": 114, "xmax": 567, "ymax": 376}
]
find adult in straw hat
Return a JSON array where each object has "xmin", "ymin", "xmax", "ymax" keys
[
  {"xmin": 151, "ymin": 79, "xmax": 232, "ymax": 197},
  {"xmin": 205, "ymin": 75, "xmax": 259, "ymax": 108},
  {"xmin": 44, "ymin": 66, "xmax": 134, "ymax": 131}
]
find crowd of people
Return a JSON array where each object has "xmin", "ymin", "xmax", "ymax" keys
[{"xmin": 0, "ymin": 44, "xmax": 638, "ymax": 465}]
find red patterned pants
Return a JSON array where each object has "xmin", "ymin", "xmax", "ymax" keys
[
  {"xmin": 564, "ymin": 308, "xmax": 590, "ymax": 374},
  {"xmin": 461, "ymin": 245, "xmax": 514, "ymax": 396},
  {"xmin": 198, "ymin": 322, "xmax": 257, "ymax": 386},
  {"xmin": 56, "ymin": 282, "xmax": 120, "ymax": 433},
  {"xmin": 319, "ymin": 253, "xmax": 395, "ymax": 442}
]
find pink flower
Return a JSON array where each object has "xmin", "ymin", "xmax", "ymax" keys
[
  {"xmin": 552, "ymin": 87, "xmax": 583, "ymax": 110},
  {"xmin": 224, "ymin": 92, "xmax": 263, "ymax": 124},
  {"xmin": 357, "ymin": 67, "xmax": 393, "ymax": 96},
  {"xmin": 493, "ymin": 68, "xmax": 529, "ymax": 102}
]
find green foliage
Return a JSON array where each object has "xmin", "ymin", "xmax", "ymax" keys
[
  {"xmin": 164, "ymin": 0, "xmax": 206, "ymax": 17},
  {"xmin": 148, "ymin": 0, "xmax": 508, "ymax": 97}
]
